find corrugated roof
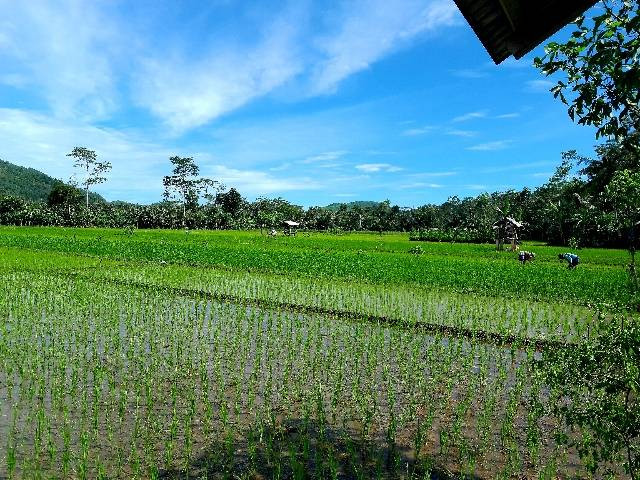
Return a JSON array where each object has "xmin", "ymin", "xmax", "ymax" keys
[
  {"xmin": 493, "ymin": 217, "xmax": 523, "ymax": 228},
  {"xmin": 454, "ymin": 0, "xmax": 599, "ymax": 64}
]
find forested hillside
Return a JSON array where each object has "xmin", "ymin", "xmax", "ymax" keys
[
  {"xmin": 0, "ymin": 159, "xmax": 104, "ymax": 202},
  {"xmin": 0, "ymin": 159, "xmax": 61, "ymax": 201}
]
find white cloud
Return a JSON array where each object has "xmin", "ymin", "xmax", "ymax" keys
[
  {"xmin": 317, "ymin": 163, "xmax": 343, "ymax": 169},
  {"xmin": 203, "ymin": 164, "xmax": 321, "ymax": 195},
  {"xmin": 400, "ymin": 182, "xmax": 442, "ymax": 189},
  {"xmin": 130, "ymin": 0, "xmax": 460, "ymax": 131},
  {"xmin": 1, "ymin": 2, "xmax": 461, "ymax": 133},
  {"xmin": 355, "ymin": 163, "xmax": 403, "ymax": 173},
  {"xmin": 467, "ymin": 140, "xmax": 512, "ymax": 151},
  {"xmin": 496, "ymin": 112, "xmax": 520, "ymax": 119},
  {"xmin": 0, "ymin": 1, "xmax": 121, "ymax": 120},
  {"xmin": 134, "ymin": 15, "xmax": 304, "ymax": 132},
  {"xmin": 302, "ymin": 151, "xmax": 348, "ymax": 164},
  {"xmin": 310, "ymin": 0, "xmax": 460, "ymax": 93},
  {"xmin": 402, "ymin": 126, "xmax": 435, "ymax": 136},
  {"xmin": 452, "ymin": 111, "xmax": 487, "ymax": 122},
  {"xmin": 446, "ymin": 129, "xmax": 476, "ymax": 138},
  {"xmin": 481, "ymin": 160, "xmax": 554, "ymax": 173},
  {"xmin": 365, "ymin": 149, "xmax": 398, "ymax": 156},
  {"xmin": 269, "ymin": 163, "xmax": 292, "ymax": 172},
  {"xmin": 526, "ymin": 79, "xmax": 555, "ymax": 92},
  {"xmin": 0, "ymin": 108, "xmax": 170, "ymax": 202}
]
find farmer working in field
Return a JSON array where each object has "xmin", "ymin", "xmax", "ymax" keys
[
  {"xmin": 518, "ymin": 251, "xmax": 535, "ymax": 265},
  {"xmin": 559, "ymin": 252, "xmax": 580, "ymax": 269}
]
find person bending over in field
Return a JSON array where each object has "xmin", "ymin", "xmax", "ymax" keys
[
  {"xmin": 559, "ymin": 252, "xmax": 580, "ymax": 269},
  {"xmin": 518, "ymin": 251, "xmax": 535, "ymax": 265}
]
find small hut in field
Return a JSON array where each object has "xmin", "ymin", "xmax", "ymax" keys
[
  {"xmin": 493, "ymin": 216, "xmax": 522, "ymax": 251},
  {"xmin": 283, "ymin": 220, "xmax": 300, "ymax": 236}
]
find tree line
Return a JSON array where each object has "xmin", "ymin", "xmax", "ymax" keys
[{"xmin": 0, "ymin": 134, "xmax": 637, "ymax": 249}]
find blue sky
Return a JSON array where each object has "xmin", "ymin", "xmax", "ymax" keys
[{"xmin": 0, "ymin": 0, "xmax": 601, "ymax": 207}]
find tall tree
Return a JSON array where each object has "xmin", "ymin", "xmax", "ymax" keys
[
  {"xmin": 162, "ymin": 156, "xmax": 222, "ymax": 226},
  {"xmin": 215, "ymin": 188, "xmax": 245, "ymax": 216},
  {"xmin": 47, "ymin": 181, "xmax": 84, "ymax": 217},
  {"xmin": 581, "ymin": 133, "xmax": 640, "ymax": 194},
  {"xmin": 67, "ymin": 147, "xmax": 112, "ymax": 208},
  {"xmin": 605, "ymin": 169, "xmax": 640, "ymax": 288}
]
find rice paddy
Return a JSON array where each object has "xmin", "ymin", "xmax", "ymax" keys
[{"xmin": 0, "ymin": 227, "xmax": 635, "ymax": 478}]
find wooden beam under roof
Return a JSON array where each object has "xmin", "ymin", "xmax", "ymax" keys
[{"xmin": 454, "ymin": 0, "xmax": 599, "ymax": 64}]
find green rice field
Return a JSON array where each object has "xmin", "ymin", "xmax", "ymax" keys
[{"xmin": 0, "ymin": 227, "xmax": 636, "ymax": 479}]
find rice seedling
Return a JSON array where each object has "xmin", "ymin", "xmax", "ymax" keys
[{"xmin": 0, "ymin": 230, "xmax": 635, "ymax": 478}]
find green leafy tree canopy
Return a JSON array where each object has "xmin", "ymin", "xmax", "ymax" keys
[
  {"xmin": 534, "ymin": 1, "xmax": 639, "ymax": 142},
  {"xmin": 162, "ymin": 156, "xmax": 223, "ymax": 226}
]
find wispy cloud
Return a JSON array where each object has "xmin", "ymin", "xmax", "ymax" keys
[
  {"xmin": 400, "ymin": 182, "xmax": 442, "ymax": 189},
  {"xmin": 496, "ymin": 112, "xmax": 520, "ymax": 119},
  {"xmin": 0, "ymin": 1, "xmax": 121, "ymax": 120},
  {"xmin": 467, "ymin": 140, "xmax": 512, "ymax": 151},
  {"xmin": 269, "ymin": 163, "xmax": 292, "ymax": 172},
  {"xmin": 317, "ymin": 163, "xmax": 343, "ymax": 169},
  {"xmin": 452, "ymin": 111, "xmax": 487, "ymax": 122},
  {"xmin": 0, "ymin": 108, "xmax": 169, "ymax": 202},
  {"xmin": 302, "ymin": 151, "xmax": 348, "ymax": 164},
  {"xmin": 481, "ymin": 160, "xmax": 554, "ymax": 174},
  {"xmin": 365, "ymin": 149, "xmax": 398, "ymax": 156},
  {"xmin": 203, "ymin": 164, "xmax": 320, "ymax": 195},
  {"xmin": 355, "ymin": 163, "xmax": 403, "ymax": 173},
  {"xmin": 0, "ymin": 107, "xmax": 327, "ymax": 201},
  {"xmin": 134, "ymin": 12, "xmax": 304, "ymax": 132},
  {"xmin": 446, "ymin": 129, "xmax": 477, "ymax": 138},
  {"xmin": 311, "ymin": 0, "xmax": 460, "ymax": 94},
  {"xmin": 1, "ymin": 2, "xmax": 461, "ymax": 133},
  {"xmin": 526, "ymin": 79, "xmax": 555, "ymax": 93},
  {"xmin": 402, "ymin": 126, "xmax": 435, "ymax": 136}
]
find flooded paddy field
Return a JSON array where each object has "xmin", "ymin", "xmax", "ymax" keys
[
  {"xmin": 0, "ymin": 230, "xmax": 634, "ymax": 479},
  {"xmin": 0, "ymin": 272, "xmax": 602, "ymax": 479}
]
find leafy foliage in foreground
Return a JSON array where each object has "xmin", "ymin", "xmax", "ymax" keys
[{"xmin": 540, "ymin": 316, "xmax": 640, "ymax": 478}]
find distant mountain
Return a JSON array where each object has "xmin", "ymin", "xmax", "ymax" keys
[
  {"xmin": 0, "ymin": 159, "xmax": 104, "ymax": 203},
  {"xmin": 323, "ymin": 201, "xmax": 380, "ymax": 211}
]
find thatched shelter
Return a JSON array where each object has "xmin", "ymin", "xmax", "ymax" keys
[
  {"xmin": 283, "ymin": 220, "xmax": 300, "ymax": 236},
  {"xmin": 493, "ymin": 216, "xmax": 523, "ymax": 251}
]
